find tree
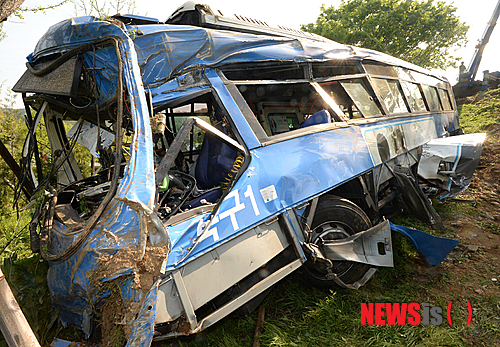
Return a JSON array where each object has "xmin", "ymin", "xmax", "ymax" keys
[
  {"xmin": 72, "ymin": 0, "xmax": 136, "ymax": 18},
  {"xmin": 0, "ymin": 0, "xmax": 25, "ymax": 41},
  {"xmin": 0, "ymin": 0, "xmax": 135, "ymax": 43},
  {"xmin": 301, "ymin": 0, "xmax": 469, "ymax": 69},
  {"xmin": 0, "ymin": 0, "xmax": 25, "ymax": 22},
  {"xmin": 0, "ymin": 1, "xmax": 69, "ymax": 43}
]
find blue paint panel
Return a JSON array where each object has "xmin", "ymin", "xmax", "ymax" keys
[
  {"xmin": 81, "ymin": 48, "xmax": 119, "ymax": 105},
  {"xmin": 48, "ymin": 200, "xmax": 143, "ymax": 328},
  {"xmin": 390, "ymin": 222, "xmax": 459, "ymax": 266},
  {"xmin": 165, "ymin": 125, "xmax": 374, "ymax": 268},
  {"xmin": 126, "ymin": 281, "xmax": 159, "ymax": 347},
  {"xmin": 164, "ymin": 112, "xmax": 457, "ymax": 268},
  {"xmin": 51, "ymin": 338, "xmax": 88, "ymax": 347}
]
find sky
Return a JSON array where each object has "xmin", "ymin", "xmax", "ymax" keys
[{"xmin": 1, "ymin": 0, "xmax": 499, "ymax": 108}]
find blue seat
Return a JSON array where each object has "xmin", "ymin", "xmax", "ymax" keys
[
  {"xmin": 195, "ymin": 123, "xmax": 238, "ymax": 190},
  {"xmin": 300, "ymin": 109, "xmax": 332, "ymax": 128}
]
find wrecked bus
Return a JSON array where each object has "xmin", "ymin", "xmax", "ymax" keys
[{"xmin": 8, "ymin": 2, "xmax": 484, "ymax": 345}]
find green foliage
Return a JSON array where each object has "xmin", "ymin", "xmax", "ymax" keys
[
  {"xmin": 2, "ymin": 254, "xmax": 60, "ymax": 345},
  {"xmin": 72, "ymin": 0, "xmax": 137, "ymax": 19},
  {"xmin": 1, "ymin": 0, "xmax": 135, "ymax": 41},
  {"xmin": 458, "ymin": 88, "xmax": 500, "ymax": 142},
  {"xmin": 13, "ymin": 0, "xmax": 70, "ymax": 19},
  {"xmin": 0, "ymin": 88, "xmax": 28, "ymax": 209},
  {"xmin": 301, "ymin": 0, "xmax": 469, "ymax": 69},
  {"xmin": 1, "ymin": 0, "xmax": 69, "ymax": 42}
]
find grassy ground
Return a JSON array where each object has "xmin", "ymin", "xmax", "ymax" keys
[
  {"xmin": 1, "ymin": 89, "xmax": 500, "ymax": 346},
  {"xmin": 154, "ymin": 232, "xmax": 498, "ymax": 347}
]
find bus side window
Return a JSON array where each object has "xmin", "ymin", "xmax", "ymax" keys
[
  {"xmin": 372, "ymin": 78, "xmax": 409, "ymax": 115},
  {"xmin": 400, "ymin": 81, "xmax": 427, "ymax": 112},
  {"xmin": 319, "ymin": 81, "xmax": 363, "ymax": 119},
  {"xmin": 438, "ymin": 88, "xmax": 453, "ymax": 111},
  {"xmin": 339, "ymin": 79, "xmax": 383, "ymax": 118},
  {"xmin": 236, "ymin": 83, "xmax": 337, "ymax": 136},
  {"xmin": 421, "ymin": 85, "xmax": 442, "ymax": 111}
]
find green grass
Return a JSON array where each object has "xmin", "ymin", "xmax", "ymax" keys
[
  {"xmin": 458, "ymin": 88, "xmax": 500, "ymax": 143},
  {"xmin": 152, "ymin": 272, "xmax": 472, "ymax": 347},
  {"xmin": 1, "ymin": 254, "xmax": 60, "ymax": 346}
]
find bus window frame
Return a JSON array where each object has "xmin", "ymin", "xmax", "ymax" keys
[
  {"xmin": 370, "ymin": 77, "xmax": 411, "ymax": 115},
  {"xmin": 399, "ymin": 80, "xmax": 428, "ymax": 113},
  {"xmin": 219, "ymin": 63, "xmax": 456, "ymax": 147}
]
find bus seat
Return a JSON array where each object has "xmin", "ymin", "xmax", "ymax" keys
[
  {"xmin": 301, "ymin": 109, "xmax": 332, "ymax": 128},
  {"xmin": 195, "ymin": 123, "xmax": 238, "ymax": 190}
]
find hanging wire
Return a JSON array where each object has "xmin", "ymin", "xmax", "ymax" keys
[
  {"xmin": 13, "ymin": 103, "xmax": 44, "ymax": 207},
  {"xmin": 92, "ymin": 45, "xmax": 103, "ymax": 158},
  {"xmin": 0, "ymin": 201, "xmax": 34, "ymax": 257},
  {"xmin": 40, "ymin": 37, "xmax": 124, "ymax": 262},
  {"xmin": 34, "ymin": 117, "xmax": 85, "ymax": 195}
]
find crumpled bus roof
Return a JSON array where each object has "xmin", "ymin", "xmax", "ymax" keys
[{"xmin": 29, "ymin": 16, "xmax": 445, "ymax": 91}]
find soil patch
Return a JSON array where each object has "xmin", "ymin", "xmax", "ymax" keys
[
  {"xmin": 425, "ymin": 132, "xmax": 500, "ymax": 320},
  {"xmin": 92, "ymin": 244, "xmax": 169, "ymax": 346}
]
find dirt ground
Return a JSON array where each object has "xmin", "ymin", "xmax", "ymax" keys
[{"xmin": 419, "ymin": 128, "xmax": 500, "ymax": 330}]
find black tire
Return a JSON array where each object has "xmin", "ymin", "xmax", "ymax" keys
[{"xmin": 301, "ymin": 196, "xmax": 372, "ymax": 289}]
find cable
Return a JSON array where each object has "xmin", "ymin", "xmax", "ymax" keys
[{"xmin": 39, "ymin": 37, "xmax": 124, "ymax": 262}]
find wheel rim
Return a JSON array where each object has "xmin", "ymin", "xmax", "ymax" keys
[
  {"xmin": 306, "ymin": 221, "xmax": 355, "ymax": 279},
  {"xmin": 311, "ymin": 221, "xmax": 351, "ymax": 243}
]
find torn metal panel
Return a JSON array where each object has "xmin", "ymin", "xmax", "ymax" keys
[
  {"xmin": 418, "ymin": 133, "xmax": 486, "ymax": 200},
  {"xmin": 393, "ymin": 165, "xmax": 444, "ymax": 230},
  {"xmin": 321, "ymin": 220, "xmax": 393, "ymax": 267},
  {"xmin": 36, "ymin": 16, "xmax": 158, "ymax": 342}
]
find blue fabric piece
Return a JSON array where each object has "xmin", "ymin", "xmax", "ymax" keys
[
  {"xmin": 195, "ymin": 123, "xmax": 238, "ymax": 189},
  {"xmin": 389, "ymin": 222, "xmax": 459, "ymax": 266},
  {"xmin": 301, "ymin": 110, "xmax": 332, "ymax": 128}
]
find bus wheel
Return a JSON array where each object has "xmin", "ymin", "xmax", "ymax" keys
[{"xmin": 301, "ymin": 196, "xmax": 372, "ymax": 289}]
